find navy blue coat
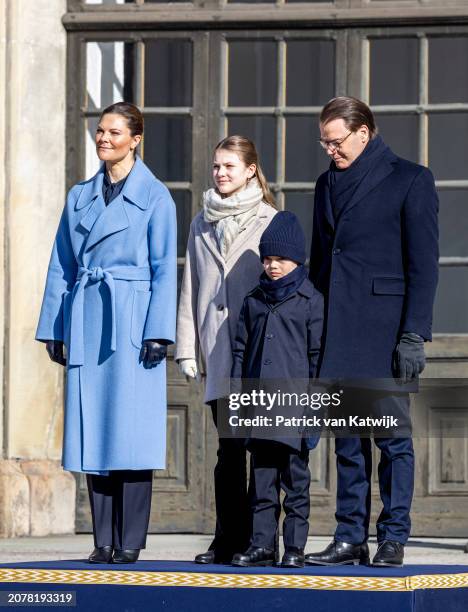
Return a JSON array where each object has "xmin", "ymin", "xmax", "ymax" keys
[
  {"xmin": 309, "ymin": 148, "xmax": 439, "ymax": 384},
  {"xmin": 231, "ymin": 278, "xmax": 324, "ymax": 449}
]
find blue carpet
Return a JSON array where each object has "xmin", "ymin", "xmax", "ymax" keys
[{"xmin": 0, "ymin": 560, "xmax": 466, "ymax": 612}]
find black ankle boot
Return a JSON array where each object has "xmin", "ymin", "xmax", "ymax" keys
[
  {"xmin": 305, "ymin": 540, "xmax": 369, "ymax": 566},
  {"xmin": 281, "ymin": 547, "xmax": 305, "ymax": 568},
  {"xmin": 88, "ymin": 546, "xmax": 113, "ymax": 564},
  {"xmin": 112, "ymin": 549, "xmax": 140, "ymax": 564},
  {"xmin": 232, "ymin": 546, "xmax": 275, "ymax": 567},
  {"xmin": 372, "ymin": 541, "xmax": 404, "ymax": 567}
]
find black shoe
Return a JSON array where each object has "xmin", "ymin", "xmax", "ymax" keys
[
  {"xmin": 232, "ymin": 546, "xmax": 275, "ymax": 567},
  {"xmin": 112, "ymin": 549, "xmax": 140, "ymax": 564},
  {"xmin": 372, "ymin": 541, "xmax": 404, "ymax": 567},
  {"xmin": 195, "ymin": 549, "xmax": 233, "ymax": 564},
  {"xmin": 280, "ymin": 547, "xmax": 305, "ymax": 568},
  {"xmin": 88, "ymin": 546, "xmax": 113, "ymax": 564},
  {"xmin": 305, "ymin": 540, "xmax": 370, "ymax": 566}
]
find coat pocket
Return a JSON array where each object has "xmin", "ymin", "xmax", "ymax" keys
[
  {"xmin": 372, "ymin": 277, "xmax": 406, "ymax": 296},
  {"xmin": 131, "ymin": 289, "xmax": 152, "ymax": 349}
]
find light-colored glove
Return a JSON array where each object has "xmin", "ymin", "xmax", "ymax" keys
[{"xmin": 178, "ymin": 358, "xmax": 201, "ymax": 383}]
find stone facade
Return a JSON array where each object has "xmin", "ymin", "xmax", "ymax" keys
[{"xmin": 0, "ymin": 0, "xmax": 73, "ymax": 537}]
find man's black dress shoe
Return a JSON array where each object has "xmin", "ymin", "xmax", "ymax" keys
[
  {"xmin": 305, "ymin": 540, "xmax": 370, "ymax": 566},
  {"xmin": 195, "ymin": 549, "xmax": 233, "ymax": 564},
  {"xmin": 231, "ymin": 546, "xmax": 275, "ymax": 567},
  {"xmin": 372, "ymin": 540, "xmax": 404, "ymax": 567},
  {"xmin": 112, "ymin": 549, "xmax": 140, "ymax": 564},
  {"xmin": 88, "ymin": 546, "xmax": 113, "ymax": 564},
  {"xmin": 280, "ymin": 547, "xmax": 305, "ymax": 568}
]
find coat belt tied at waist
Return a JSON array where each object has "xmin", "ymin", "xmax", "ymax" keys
[{"xmin": 68, "ymin": 265, "xmax": 152, "ymax": 366}]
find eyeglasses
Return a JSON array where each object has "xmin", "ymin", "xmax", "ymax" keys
[{"xmin": 318, "ymin": 130, "xmax": 353, "ymax": 152}]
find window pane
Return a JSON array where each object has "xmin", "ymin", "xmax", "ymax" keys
[
  {"xmin": 375, "ymin": 114, "xmax": 419, "ymax": 163},
  {"xmin": 438, "ymin": 190, "xmax": 468, "ymax": 257},
  {"xmin": 286, "ymin": 116, "xmax": 329, "ymax": 182},
  {"xmin": 86, "ymin": 42, "xmax": 134, "ymax": 110},
  {"xmin": 145, "ymin": 40, "xmax": 193, "ymax": 106},
  {"xmin": 144, "ymin": 116, "xmax": 192, "ymax": 181},
  {"xmin": 286, "ymin": 40, "xmax": 335, "ymax": 106},
  {"xmin": 285, "ymin": 192, "xmax": 314, "ymax": 255},
  {"xmin": 433, "ymin": 267, "xmax": 468, "ymax": 333},
  {"xmin": 172, "ymin": 191, "xmax": 192, "ymax": 258},
  {"xmin": 228, "ymin": 41, "xmax": 277, "ymax": 107},
  {"xmin": 227, "ymin": 116, "xmax": 276, "ymax": 181},
  {"xmin": 429, "ymin": 38, "xmax": 468, "ymax": 103},
  {"xmin": 369, "ymin": 38, "xmax": 419, "ymax": 105},
  {"xmin": 429, "ymin": 113, "xmax": 468, "ymax": 181}
]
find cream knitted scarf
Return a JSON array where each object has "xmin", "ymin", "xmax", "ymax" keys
[{"xmin": 202, "ymin": 178, "xmax": 264, "ymax": 258}]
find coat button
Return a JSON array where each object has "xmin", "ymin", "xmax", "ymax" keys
[
  {"xmin": 264, "ymin": 359, "xmax": 272, "ymax": 365},
  {"xmin": 333, "ymin": 248, "xmax": 341, "ymax": 255},
  {"xmin": 266, "ymin": 333, "xmax": 274, "ymax": 340},
  {"xmin": 217, "ymin": 304, "xmax": 224, "ymax": 311}
]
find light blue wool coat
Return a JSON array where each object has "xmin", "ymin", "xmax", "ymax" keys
[{"xmin": 36, "ymin": 157, "xmax": 177, "ymax": 474}]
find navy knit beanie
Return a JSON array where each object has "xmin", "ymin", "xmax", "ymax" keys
[{"xmin": 259, "ymin": 211, "xmax": 306, "ymax": 265}]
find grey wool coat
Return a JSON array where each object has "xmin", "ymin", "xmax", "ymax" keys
[{"xmin": 175, "ymin": 202, "xmax": 277, "ymax": 402}]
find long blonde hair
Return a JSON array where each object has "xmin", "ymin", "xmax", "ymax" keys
[{"xmin": 214, "ymin": 135, "xmax": 276, "ymax": 207}]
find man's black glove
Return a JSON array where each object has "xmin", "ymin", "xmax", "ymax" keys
[
  {"xmin": 140, "ymin": 340, "xmax": 168, "ymax": 368},
  {"xmin": 393, "ymin": 332, "xmax": 425, "ymax": 383},
  {"xmin": 46, "ymin": 340, "xmax": 66, "ymax": 366}
]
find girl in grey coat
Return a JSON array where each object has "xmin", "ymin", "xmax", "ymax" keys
[{"xmin": 175, "ymin": 135, "xmax": 276, "ymax": 563}]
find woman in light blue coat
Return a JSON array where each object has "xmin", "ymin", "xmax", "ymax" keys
[{"xmin": 36, "ymin": 102, "xmax": 177, "ymax": 564}]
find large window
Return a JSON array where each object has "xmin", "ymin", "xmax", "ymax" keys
[
  {"xmin": 363, "ymin": 31, "xmax": 468, "ymax": 333},
  {"xmin": 69, "ymin": 22, "xmax": 468, "ymax": 338}
]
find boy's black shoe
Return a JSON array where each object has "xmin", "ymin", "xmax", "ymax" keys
[
  {"xmin": 280, "ymin": 547, "xmax": 305, "ymax": 568},
  {"xmin": 372, "ymin": 541, "xmax": 404, "ymax": 567},
  {"xmin": 305, "ymin": 540, "xmax": 370, "ymax": 566},
  {"xmin": 231, "ymin": 546, "xmax": 275, "ymax": 567},
  {"xmin": 195, "ymin": 549, "xmax": 234, "ymax": 564},
  {"xmin": 88, "ymin": 546, "xmax": 113, "ymax": 564}
]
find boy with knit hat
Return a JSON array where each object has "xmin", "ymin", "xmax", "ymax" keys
[{"xmin": 230, "ymin": 211, "xmax": 324, "ymax": 568}]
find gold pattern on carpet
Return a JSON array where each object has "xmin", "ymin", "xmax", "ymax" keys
[{"xmin": 0, "ymin": 570, "xmax": 467, "ymax": 591}]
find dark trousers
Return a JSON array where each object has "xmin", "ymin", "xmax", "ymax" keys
[
  {"xmin": 250, "ymin": 440, "xmax": 310, "ymax": 551},
  {"xmin": 87, "ymin": 470, "xmax": 153, "ymax": 550},
  {"xmin": 209, "ymin": 400, "xmax": 251, "ymax": 555},
  {"xmin": 334, "ymin": 393, "xmax": 414, "ymax": 546}
]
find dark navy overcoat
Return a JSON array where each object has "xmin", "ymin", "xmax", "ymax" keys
[
  {"xmin": 309, "ymin": 148, "xmax": 439, "ymax": 383},
  {"xmin": 231, "ymin": 278, "xmax": 324, "ymax": 449}
]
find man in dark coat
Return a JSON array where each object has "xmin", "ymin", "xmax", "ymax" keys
[
  {"xmin": 230, "ymin": 211, "xmax": 324, "ymax": 569},
  {"xmin": 306, "ymin": 97, "xmax": 439, "ymax": 568}
]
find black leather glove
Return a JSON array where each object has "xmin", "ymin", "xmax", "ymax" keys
[
  {"xmin": 46, "ymin": 340, "xmax": 66, "ymax": 366},
  {"xmin": 139, "ymin": 340, "xmax": 167, "ymax": 368},
  {"xmin": 393, "ymin": 332, "xmax": 426, "ymax": 383}
]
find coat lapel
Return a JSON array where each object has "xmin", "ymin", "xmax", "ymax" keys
[
  {"xmin": 75, "ymin": 157, "xmax": 155, "ymax": 252},
  {"xmin": 226, "ymin": 216, "xmax": 264, "ymax": 263},
  {"xmin": 321, "ymin": 178, "xmax": 335, "ymax": 231},
  {"xmin": 200, "ymin": 217, "xmax": 225, "ymax": 267},
  {"xmin": 85, "ymin": 194, "xmax": 130, "ymax": 251},
  {"xmin": 337, "ymin": 151, "xmax": 397, "ymax": 221}
]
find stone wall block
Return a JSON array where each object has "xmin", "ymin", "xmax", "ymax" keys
[
  {"xmin": 0, "ymin": 460, "xmax": 30, "ymax": 538},
  {"xmin": 20, "ymin": 460, "xmax": 75, "ymax": 536}
]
